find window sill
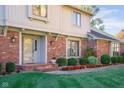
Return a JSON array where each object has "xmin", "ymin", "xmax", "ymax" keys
[{"xmin": 28, "ymin": 15, "xmax": 49, "ymax": 23}]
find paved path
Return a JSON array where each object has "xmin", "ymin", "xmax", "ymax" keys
[{"xmin": 46, "ymin": 64, "xmax": 124, "ymax": 74}]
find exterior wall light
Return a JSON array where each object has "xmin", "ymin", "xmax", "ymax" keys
[{"xmin": 11, "ymin": 36, "xmax": 16, "ymax": 43}]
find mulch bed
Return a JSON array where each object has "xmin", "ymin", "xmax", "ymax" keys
[{"xmin": 61, "ymin": 63, "xmax": 120, "ymax": 71}]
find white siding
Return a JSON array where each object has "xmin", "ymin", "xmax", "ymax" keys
[
  {"xmin": 0, "ymin": 5, "xmax": 5, "ymax": 25},
  {"xmin": 2, "ymin": 5, "xmax": 91, "ymax": 37}
]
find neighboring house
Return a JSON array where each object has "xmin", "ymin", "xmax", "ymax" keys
[
  {"xmin": 120, "ymin": 40, "xmax": 124, "ymax": 55},
  {"xmin": 117, "ymin": 30, "xmax": 124, "ymax": 55},
  {"xmin": 0, "ymin": 5, "xmax": 93, "ymax": 70},
  {"xmin": 88, "ymin": 28, "xmax": 120, "ymax": 60}
]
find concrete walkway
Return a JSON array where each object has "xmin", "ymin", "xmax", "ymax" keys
[{"xmin": 46, "ymin": 64, "xmax": 124, "ymax": 74}]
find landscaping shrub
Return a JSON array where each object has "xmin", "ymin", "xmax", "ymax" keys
[
  {"xmin": 117, "ymin": 56, "xmax": 123, "ymax": 63},
  {"xmin": 56, "ymin": 57, "xmax": 67, "ymax": 66},
  {"xmin": 116, "ymin": 56, "xmax": 119, "ymax": 63},
  {"xmin": 120, "ymin": 56, "xmax": 123, "ymax": 63},
  {"xmin": 88, "ymin": 56, "xmax": 98, "ymax": 64},
  {"xmin": 68, "ymin": 58, "xmax": 77, "ymax": 66},
  {"xmin": 101, "ymin": 54, "xmax": 111, "ymax": 64},
  {"xmin": 122, "ymin": 56, "xmax": 124, "ymax": 62},
  {"xmin": 79, "ymin": 57, "xmax": 88, "ymax": 65},
  {"xmin": 0, "ymin": 64, "xmax": 2, "ymax": 72},
  {"xmin": 6, "ymin": 62, "xmax": 15, "ymax": 73},
  {"xmin": 86, "ymin": 48, "xmax": 94, "ymax": 57},
  {"xmin": 111, "ymin": 56, "xmax": 117, "ymax": 64}
]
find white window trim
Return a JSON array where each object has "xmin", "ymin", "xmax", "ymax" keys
[
  {"xmin": 28, "ymin": 5, "xmax": 49, "ymax": 23},
  {"xmin": 66, "ymin": 37, "xmax": 81, "ymax": 58},
  {"xmin": 110, "ymin": 42, "xmax": 120, "ymax": 56}
]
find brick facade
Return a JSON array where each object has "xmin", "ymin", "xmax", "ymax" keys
[
  {"xmin": 87, "ymin": 39, "xmax": 97, "ymax": 56},
  {"xmin": 0, "ymin": 30, "xmax": 115, "ymax": 68},
  {"xmin": 120, "ymin": 43, "xmax": 124, "ymax": 55},
  {"xmin": 47, "ymin": 35, "xmax": 66, "ymax": 62},
  {"xmin": 96, "ymin": 40, "xmax": 111, "ymax": 60},
  {"xmin": 47, "ymin": 35, "xmax": 88, "ymax": 62},
  {"xmin": 81, "ymin": 38, "xmax": 88, "ymax": 57},
  {"xmin": 0, "ymin": 31, "xmax": 19, "ymax": 65}
]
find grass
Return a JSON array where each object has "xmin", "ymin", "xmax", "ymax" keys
[{"xmin": 0, "ymin": 66, "xmax": 124, "ymax": 88}]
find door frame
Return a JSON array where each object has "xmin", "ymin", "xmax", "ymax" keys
[{"xmin": 19, "ymin": 32, "xmax": 47, "ymax": 65}]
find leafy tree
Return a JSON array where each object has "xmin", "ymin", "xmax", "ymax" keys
[
  {"xmin": 90, "ymin": 6, "xmax": 105, "ymax": 31},
  {"xmin": 116, "ymin": 30, "xmax": 124, "ymax": 39}
]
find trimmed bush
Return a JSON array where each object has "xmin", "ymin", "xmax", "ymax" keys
[
  {"xmin": 0, "ymin": 64, "xmax": 2, "ymax": 72},
  {"xmin": 122, "ymin": 56, "xmax": 124, "ymax": 62},
  {"xmin": 117, "ymin": 56, "xmax": 123, "ymax": 63},
  {"xmin": 101, "ymin": 54, "xmax": 111, "ymax": 64},
  {"xmin": 88, "ymin": 56, "xmax": 98, "ymax": 64},
  {"xmin": 68, "ymin": 58, "xmax": 77, "ymax": 66},
  {"xmin": 56, "ymin": 57, "xmax": 67, "ymax": 66},
  {"xmin": 111, "ymin": 56, "xmax": 117, "ymax": 64},
  {"xmin": 6, "ymin": 62, "xmax": 15, "ymax": 73},
  {"xmin": 79, "ymin": 57, "xmax": 88, "ymax": 65},
  {"xmin": 120, "ymin": 56, "xmax": 123, "ymax": 63}
]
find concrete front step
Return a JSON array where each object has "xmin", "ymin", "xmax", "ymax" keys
[{"xmin": 16, "ymin": 64, "xmax": 58, "ymax": 72}]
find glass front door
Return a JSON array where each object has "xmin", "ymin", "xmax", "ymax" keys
[{"xmin": 23, "ymin": 35, "xmax": 41, "ymax": 64}]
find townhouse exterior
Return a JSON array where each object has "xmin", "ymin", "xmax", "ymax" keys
[
  {"xmin": 117, "ymin": 30, "xmax": 124, "ymax": 54},
  {"xmin": 0, "ymin": 5, "xmax": 92, "ymax": 69},
  {"xmin": 88, "ymin": 28, "xmax": 120, "ymax": 60},
  {"xmin": 0, "ymin": 5, "xmax": 123, "ymax": 71}
]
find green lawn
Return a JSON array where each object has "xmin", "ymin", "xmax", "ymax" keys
[{"xmin": 0, "ymin": 66, "xmax": 124, "ymax": 88}]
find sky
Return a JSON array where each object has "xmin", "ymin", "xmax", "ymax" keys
[{"xmin": 95, "ymin": 5, "xmax": 124, "ymax": 35}]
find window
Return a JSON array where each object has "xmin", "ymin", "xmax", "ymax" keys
[
  {"xmin": 34, "ymin": 40, "xmax": 37, "ymax": 51},
  {"xmin": 112, "ymin": 43, "xmax": 120, "ymax": 56},
  {"xmin": 32, "ymin": 5, "xmax": 47, "ymax": 17},
  {"xmin": 73, "ymin": 11, "xmax": 81, "ymax": 27},
  {"xmin": 67, "ymin": 40, "xmax": 80, "ymax": 57}
]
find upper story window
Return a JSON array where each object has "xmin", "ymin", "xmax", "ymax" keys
[
  {"xmin": 32, "ymin": 5, "xmax": 47, "ymax": 18},
  {"xmin": 112, "ymin": 42, "xmax": 120, "ymax": 56},
  {"xmin": 73, "ymin": 11, "xmax": 81, "ymax": 27}
]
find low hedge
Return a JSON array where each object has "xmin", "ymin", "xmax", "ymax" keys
[
  {"xmin": 6, "ymin": 62, "xmax": 15, "ymax": 73},
  {"xmin": 120, "ymin": 56, "xmax": 123, "ymax": 63},
  {"xmin": 117, "ymin": 56, "xmax": 123, "ymax": 63},
  {"xmin": 111, "ymin": 56, "xmax": 117, "ymax": 64},
  {"xmin": 56, "ymin": 57, "xmax": 67, "ymax": 66},
  {"xmin": 68, "ymin": 58, "xmax": 77, "ymax": 66},
  {"xmin": 79, "ymin": 57, "xmax": 88, "ymax": 65},
  {"xmin": 88, "ymin": 56, "xmax": 98, "ymax": 64},
  {"xmin": 0, "ymin": 64, "xmax": 2, "ymax": 72},
  {"xmin": 122, "ymin": 56, "xmax": 124, "ymax": 62},
  {"xmin": 101, "ymin": 54, "xmax": 111, "ymax": 64}
]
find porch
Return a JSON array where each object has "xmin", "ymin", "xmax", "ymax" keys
[{"xmin": 16, "ymin": 64, "xmax": 58, "ymax": 72}]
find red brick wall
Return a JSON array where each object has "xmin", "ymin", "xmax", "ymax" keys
[
  {"xmin": 0, "ymin": 31, "xmax": 19, "ymax": 65},
  {"xmin": 120, "ymin": 43, "xmax": 124, "ymax": 54},
  {"xmin": 96, "ymin": 40, "xmax": 111, "ymax": 60},
  {"xmin": 47, "ymin": 35, "xmax": 66, "ymax": 62},
  {"xmin": 87, "ymin": 39, "xmax": 97, "ymax": 56},
  {"xmin": 81, "ymin": 38, "xmax": 88, "ymax": 57}
]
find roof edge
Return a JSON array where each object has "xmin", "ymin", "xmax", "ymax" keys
[
  {"xmin": 91, "ymin": 27, "xmax": 120, "ymax": 41},
  {"xmin": 66, "ymin": 5, "xmax": 93, "ymax": 16}
]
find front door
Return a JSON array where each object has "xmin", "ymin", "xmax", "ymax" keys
[{"xmin": 23, "ymin": 35, "xmax": 41, "ymax": 64}]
